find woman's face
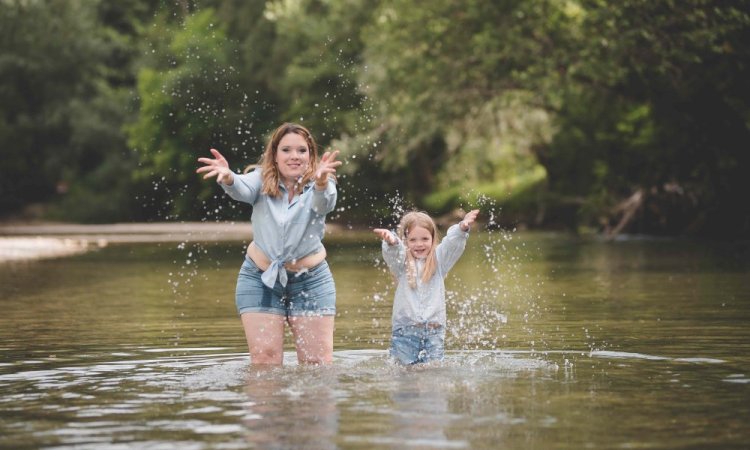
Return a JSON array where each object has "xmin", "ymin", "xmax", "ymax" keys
[
  {"xmin": 406, "ymin": 225, "xmax": 433, "ymax": 259},
  {"xmin": 275, "ymin": 132, "xmax": 311, "ymax": 183}
]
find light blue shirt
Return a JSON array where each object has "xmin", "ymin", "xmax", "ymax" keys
[
  {"xmin": 220, "ymin": 169, "xmax": 337, "ymax": 288},
  {"xmin": 381, "ymin": 224, "xmax": 469, "ymax": 331}
]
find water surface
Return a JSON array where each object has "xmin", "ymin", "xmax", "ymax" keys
[{"xmin": 1, "ymin": 232, "xmax": 748, "ymax": 449}]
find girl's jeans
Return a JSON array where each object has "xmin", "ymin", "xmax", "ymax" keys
[{"xmin": 390, "ymin": 324, "xmax": 445, "ymax": 365}]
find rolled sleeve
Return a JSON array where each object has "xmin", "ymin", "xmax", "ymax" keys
[
  {"xmin": 220, "ymin": 170, "xmax": 262, "ymax": 204},
  {"xmin": 311, "ymin": 178, "xmax": 337, "ymax": 214}
]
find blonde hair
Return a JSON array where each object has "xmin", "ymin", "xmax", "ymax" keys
[
  {"xmin": 244, "ymin": 123, "xmax": 320, "ymax": 197},
  {"xmin": 397, "ymin": 211, "xmax": 441, "ymax": 289}
]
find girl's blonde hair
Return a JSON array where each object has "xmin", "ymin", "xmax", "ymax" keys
[
  {"xmin": 397, "ymin": 211, "xmax": 441, "ymax": 289},
  {"xmin": 244, "ymin": 123, "xmax": 320, "ymax": 197}
]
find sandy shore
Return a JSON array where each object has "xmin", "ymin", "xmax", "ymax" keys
[{"xmin": 0, "ymin": 222, "xmax": 255, "ymax": 262}]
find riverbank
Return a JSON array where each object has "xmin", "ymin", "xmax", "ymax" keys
[{"xmin": 0, "ymin": 222, "xmax": 255, "ymax": 262}]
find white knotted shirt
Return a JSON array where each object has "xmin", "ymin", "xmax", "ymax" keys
[{"xmin": 220, "ymin": 169, "xmax": 337, "ymax": 288}]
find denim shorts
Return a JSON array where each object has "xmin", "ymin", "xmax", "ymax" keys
[
  {"xmin": 235, "ymin": 256, "xmax": 336, "ymax": 317},
  {"xmin": 390, "ymin": 325, "xmax": 445, "ymax": 365}
]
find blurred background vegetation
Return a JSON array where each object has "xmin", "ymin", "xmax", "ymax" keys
[{"xmin": 1, "ymin": 0, "xmax": 748, "ymax": 237}]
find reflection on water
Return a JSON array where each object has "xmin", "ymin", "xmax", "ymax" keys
[
  {"xmin": 0, "ymin": 348, "xmax": 558, "ymax": 449},
  {"xmin": 0, "ymin": 232, "xmax": 749, "ymax": 448},
  {"xmin": 2, "ymin": 347, "xmax": 747, "ymax": 449},
  {"xmin": 242, "ymin": 364, "xmax": 340, "ymax": 449}
]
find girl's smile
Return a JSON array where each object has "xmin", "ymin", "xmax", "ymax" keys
[{"xmin": 406, "ymin": 225, "xmax": 433, "ymax": 259}]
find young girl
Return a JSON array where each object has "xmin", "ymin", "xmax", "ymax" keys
[{"xmin": 374, "ymin": 209, "xmax": 479, "ymax": 365}]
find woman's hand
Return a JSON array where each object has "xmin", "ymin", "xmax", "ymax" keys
[
  {"xmin": 373, "ymin": 228, "xmax": 398, "ymax": 245},
  {"xmin": 460, "ymin": 209, "xmax": 480, "ymax": 232},
  {"xmin": 315, "ymin": 150, "xmax": 342, "ymax": 189},
  {"xmin": 196, "ymin": 148, "xmax": 234, "ymax": 186}
]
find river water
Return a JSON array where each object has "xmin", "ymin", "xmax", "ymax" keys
[{"xmin": 1, "ymin": 230, "xmax": 748, "ymax": 449}]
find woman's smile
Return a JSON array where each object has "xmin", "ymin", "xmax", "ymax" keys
[{"xmin": 275, "ymin": 133, "xmax": 310, "ymax": 182}]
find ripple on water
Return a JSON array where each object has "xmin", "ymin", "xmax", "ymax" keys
[
  {"xmin": 724, "ymin": 374, "xmax": 750, "ymax": 384},
  {"xmin": 590, "ymin": 350, "xmax": 727, "ymax": 364},
  {"xmin": 1, "ymin": 347, "xmax": 741, "ymax": 449}
]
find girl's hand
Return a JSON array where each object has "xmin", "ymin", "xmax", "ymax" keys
[
  {"xmin": 197, "ymin": 148, "xmax": 234, "ymax": 186},
  {"xmin": 373, "ymin": 228, "xmax": 398, "ymax": 245},
  {"xmin": 460, "ymin": 209, "xmax": 480, "ymax": 232},
  {"xmin": 315, "ymin": 150, "xmax": 342, "ymax": 189}
]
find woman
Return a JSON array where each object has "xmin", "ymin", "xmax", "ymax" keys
[{"xmin": 197, "ymin": 123, "xmax": 341, "ymax": 365}]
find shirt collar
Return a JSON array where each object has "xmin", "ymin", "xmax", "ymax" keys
[{"xmin": 278, "ymin": 178, "xmax": 314, "ymax": 192}]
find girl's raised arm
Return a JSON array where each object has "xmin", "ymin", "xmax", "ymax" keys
[
  {"xmin": 459, "ymin": 209, "xmax": 480, "ymax": 232},
  {"xmin": 436, "ymin": 209, "xmax": 479, "ymax": 276},
  {"xmin": 373, "ymin": 228, "xmax": 398, "ymax": 246}
]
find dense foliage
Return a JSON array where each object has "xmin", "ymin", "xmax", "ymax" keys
[{"xmin": 1, "ymin": 0, "xmax": 748, "ymax": 236}]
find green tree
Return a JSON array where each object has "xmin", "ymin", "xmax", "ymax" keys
[
  {"xmin": 343, "ymin": 0, "xmax": 750, "ymax": 235},
  {"xmin": 541, "ymin": 0, "xmax": 750, "ymax": 235},
  {"xmin": 127, "ymin": 8, "xmax": 254, "ymax": 220},
  {"xmin": 0, "ymin": 0, "xmax": 162, "ymax": 222},
  {"xmin": 128, "ymin": 0, "xmax": 379, "ymax": 222},
  {"xmin": 252, "ymin": 0, "xmax": 381, "ymax": 223},
  {"xmin": 0, "ymin": 0, "xmax": 105, "ymax": 215},
  {"xmin": 259, "ymin": 0, "xmax": 376, "ymax": 141},
  {"xmin": 340, "ymin": 0, "xmax": 565, "ymax": 219}
]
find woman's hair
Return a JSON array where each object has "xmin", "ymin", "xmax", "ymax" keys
[
  {"xmin": 244, "ymin": 122, "xmax": 320, "ymax": 197},
  {"xmin": 397, "ymin": 211, "xmax": 441, "ymax": 289}
]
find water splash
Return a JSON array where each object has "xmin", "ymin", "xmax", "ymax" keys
[
  {"xmin": 447, "ymin": 192, "xmax": 545, "ymax": 352},
  {"xmin": 364, "ymin": 191, "xmax": 547, "ymax": 354}
]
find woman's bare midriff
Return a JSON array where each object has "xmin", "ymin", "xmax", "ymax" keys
[{"xmin": 246, "ymin": 241, "xmax": 327, "ymax": 272}]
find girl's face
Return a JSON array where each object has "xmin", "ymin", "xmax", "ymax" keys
[
  {"xmin": 275, "ymin": 132, "xmax": 310, "ymax": 183},
  {"xmin": 406, "ymin": 225, "xmax": 433, "ymax": 259}
]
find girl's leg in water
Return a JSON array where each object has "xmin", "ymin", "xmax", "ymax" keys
[{"xmin": 390, "ymin": 327, "xmax": 421, "ymax": 365}]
